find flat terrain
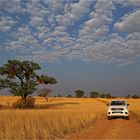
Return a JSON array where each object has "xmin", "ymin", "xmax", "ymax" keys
[
  {"xmin": 70, "ymin": 101, "xmax": 140, "ymax": 139},
  {"xmin": 0, "ymin": 96, "xmax": 140, "ymax": 139}
]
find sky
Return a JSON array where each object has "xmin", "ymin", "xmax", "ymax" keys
[{"xmin": 0, "ymin": 0, "xmax": 140, "ymax": 97}]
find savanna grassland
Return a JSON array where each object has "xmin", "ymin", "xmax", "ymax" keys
[
  {"xmin": 0, "ymin": 96, "xmax": 140, "ymax": 139},
  {"xmin": 126, "ymin": 99, "xmax": 140, "ymax": 122},
  {"xmin": 0, "ymin": 96, "xmax": 106, "ymax": 139}
]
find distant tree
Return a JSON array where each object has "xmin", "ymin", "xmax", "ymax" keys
[
  {"xmin": 0, "ymin": 60, "xmax": 57, "ymax": 103},
  {"xmin": 75, "ymin": 90, "xmax": 85, "ymax": 98},
  {"xmin": 112, "ymin": 96, "xmax": 117, "ymax": 98},
  {"xmin": 38, "ymin": 88, "xmax": 52, "ymax": 102},
  {"xmin": 67, "ymin": 94, "xmax": 72, "ymax": 98},
  {"xmin": 100, "ymin": 93, "xmax": 112, "ymax": 98},
  {"xmin": 58, "ymin": 94, "xmax": 62, "ymax": 97},
  {"xmin": 90, "ymin": 91, "xmax": 100, "ymax": 98},
  {"xmin": 132, "ymin": 94, "xmax": 139, "ymax": 99},
  {"xmin": 100, "ymin": 93, "xmax": 106, "ymax": 98},
  {"xmin": 125, "ymin": 94, "xmax": 131, "ymax": 99},
  {"xmin": 105, "ymin": 93, "xmax": 112, "ymax": 98}
]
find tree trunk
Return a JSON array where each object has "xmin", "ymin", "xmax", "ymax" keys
[
  {"xmin": 22, "ymin": 95, "xmax": 27, "ymax": 104},
  {"xmin": 45, "ymin": 97, "xmax": 48, "ymax": 102}
]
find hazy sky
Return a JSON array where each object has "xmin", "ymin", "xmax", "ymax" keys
[{"xmin": 0, "ymin": 0, "xmax": 140, "ymax": 96}]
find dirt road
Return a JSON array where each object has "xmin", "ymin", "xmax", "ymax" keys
[{"xmin": 70, "ymin": 111, "xmax": 140, "ymax": 139}]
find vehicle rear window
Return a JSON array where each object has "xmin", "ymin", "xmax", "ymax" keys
[{"xmin": 110, "ymin": 101, "xmax": 126, "ymax": 105}]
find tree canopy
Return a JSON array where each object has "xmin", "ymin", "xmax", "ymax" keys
[
  {"xmin": 90, "ymin": 91, "xmax": 100, "ymax": 98},
  {"xmin": 0, "ymin": 60, "xmax": 57, "ymax": 100},
  {"xmin": 38, "ymin": 88, "xmax": 52, "ymax": 102},
  {"xmin": 75, "ymin": 90, "xmax": 85, "ymax": 98}
]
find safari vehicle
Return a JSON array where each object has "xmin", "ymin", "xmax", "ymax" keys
[{"xmin": 107, "ymin": 99, "xmax": 129, "ymax": 120}]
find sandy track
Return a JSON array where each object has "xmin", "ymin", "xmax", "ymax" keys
[{"xmin": 70, "ymin": 110, "xmax": 140, "ymax": 139}]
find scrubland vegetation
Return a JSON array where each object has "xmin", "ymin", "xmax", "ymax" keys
[{"xmin": 0, "ymin": 96, "xmax": 105, "ymax": 139}]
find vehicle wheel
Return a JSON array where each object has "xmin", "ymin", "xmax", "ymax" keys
[
  {"xmin": 126, "ymin": 116, "xmax": 129, "ymax": 120},
  {"xmin": 108, "ymin": 116, "xmax": 111, "ymax": 120}
]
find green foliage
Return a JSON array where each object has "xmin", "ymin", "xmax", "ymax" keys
[
  {"xmin": 67, "ymin": 94, "xmax": 72, "ymax": 98},
  {"xmin": 104, "ymin": 93, "xmax": 112, "ymax": 98},
  {"xmin": 0, "ymin": 60, "xmax": 57, "ymax": 100},
  {"xmin": 90, "ymin": 91, "xmax": 100, "ymax": 98},
  {"xmin": 75, "ymin": 90, "xmax": 85, "ymax": 98},
  {"xmin": 132, "ymin": 94, "xmax": 139, "ymax": 99},
  {"xmin": 89, "ymin": 91, "xmax": 112, "ymax": 98},
  {"xmin": 58, "ymin": 94, "xmax": 62, "ymax": 97},
  {"xmin": 100, "ymin": 93, "xmax": 106, "ymax": 98},
  {"xmin": 100, "ymin": 93, "xmax": 112, "ymax": 98},
  {"xmin": 125, "ymin": 94, "xmax": 131, "ymax": 99},
  {"xmin": 36, "ymin": 75, "xmax": 57, "ymax": 84},
  {"xmin": 125, "ymin": 94, "xmax": 139, "ymax": 99}
]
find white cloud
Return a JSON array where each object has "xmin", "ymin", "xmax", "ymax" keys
[
  {"xmin": 30, "ymin": 16, "xmax": 44, "ymax": 26},
  {"xmin": 5, "ymin": 25, "xmax": 40, "ymax": 52},
  {"xmin": 112, "ymin": 0, "xmax": 140, "ymax": 7},
  {"xmin": 68, "ymin": 50, "xmax": 82, "ymax": 60},
  {"xmin": 114, "ymin": 10, "xmax": 140, "ymax": 32},
  {"xmin": 79, "ymin": 0, "xmax": 114, "ymax": 43},
  {"xmin": 25, "ymin": 1, "xmax": 44, "ymax": 16},
  {"xmin": 56, "ymin": 0, "xmax": 93, "ymax": 26},
  {"xmin": 47, "ymin": 0, "xmax": 64, "ymax": 14},
  {"xmin": 95, "ymin": 0, "xmax": 115, "ymax": 12},
  {"xmin": 0, "ymin": 16, "xmax": 16, "ymax": 32},
  {"xmin": 0, "ymin": 0, "xmax": 23, "ymax": 13},
  {"xmin": 5, "ymin": 22, "xmax": 74, "ymax": 63},
  {"xmin": 80, "ymin": 33, "xmax": 140, "ymax": 64},
  {"xmin": 32, "ymin": 50, "xmax": 61, "ymax": 63},
  {"xmin": 95, "ymin": 26, "xmax": 108, "ymax": 36},
  {"xmin": 23, "ymin": 45, "xmax": 71, "ymax": 63},
  {"xmin": 1, "ymin": 0, "xmax": 140, "ymax": 66}
]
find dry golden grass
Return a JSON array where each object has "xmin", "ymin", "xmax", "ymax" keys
[
  {"xmin": 126, "ymin": 99, "xmax": 140, "ymax": 121},
  {"xmin": 0, "ymin": 96, "xmax": 19, "ymax": 107},
  {"xmin": 0, "ymin": 96, "xmax": 105, "ymax": 139},
  {"xmin": 0, "ymin": 96, "xmax": 139, "ymax": 139}
]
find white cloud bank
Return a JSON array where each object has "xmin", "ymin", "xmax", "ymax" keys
[
  {"xmin": 115, "ymin": 10, "xmax": 140, "ymax": 32},
  {"xmin": 0, "ymin": 16, "xmax": 16, "ymax": 32},
  {"xmin": 1, "ymin": 0, "xmax": 140, "ymax": 66}
]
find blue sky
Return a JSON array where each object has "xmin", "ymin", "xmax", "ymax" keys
[{"xmin": 0, "ymin": 0, "xmax": 140, "ymax": 96}]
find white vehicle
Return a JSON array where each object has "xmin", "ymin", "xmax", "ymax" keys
[{"xmin": 107, "ymin": 99, "xmax": 129, "ymax": 120}]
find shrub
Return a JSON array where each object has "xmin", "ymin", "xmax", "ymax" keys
[
  {"xmin": 132, "ymin": 95, "xmax": 139, "ymax": 99},
  {"xmin": 12, "ymin": 97, "xmax": 35, "ymax": 109}
]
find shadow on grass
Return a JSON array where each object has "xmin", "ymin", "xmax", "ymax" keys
[
  {"xmin": 35, "ymin": 102, "xmax": 80, "ymax": 109},
  {"xmin": 0, "ymin": 102, "xmax": 80, "ymax": 110}
]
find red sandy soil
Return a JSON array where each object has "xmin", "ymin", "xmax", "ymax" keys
[{"xmin": 69, "ymin": 111, "xmax": 140, "ymax": 139}]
